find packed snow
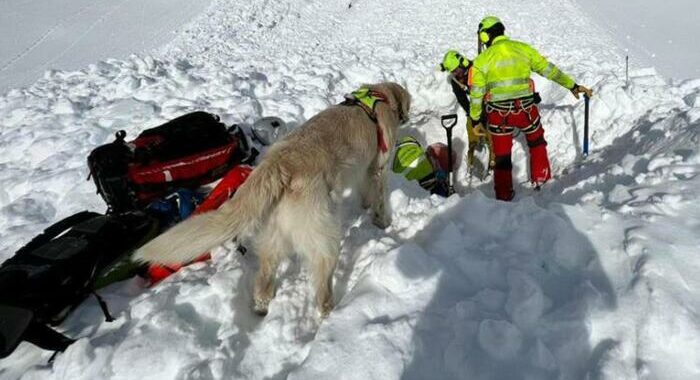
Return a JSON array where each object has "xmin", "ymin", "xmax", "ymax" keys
[{"xmin": 1, "ymin": 0, "xmax": 699, "ymax": 379}]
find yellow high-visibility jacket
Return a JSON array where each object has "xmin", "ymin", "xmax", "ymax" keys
[{"xmin": 468, "ymin": 35, "xmax": 576, "ymax": 121}]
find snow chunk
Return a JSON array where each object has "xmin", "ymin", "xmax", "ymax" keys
[{"xmin": 477, "ymin": 319, "xmax": 523, "ymax": 360}]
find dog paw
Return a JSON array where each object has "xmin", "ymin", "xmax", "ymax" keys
[
  {"xmin": 372, "ymin": 213, "xmax": 391, "ymax": 229},
  {"xmin": 361, "ymin": 199, "xmax": 372, "ymax": 210},
  {"xmin": 253, "ymin": 298, "xmax": 270, "ymax": 316},
  {"xmin": 319, "ymin": 301, "xmax": 334, "ymax": 318}
]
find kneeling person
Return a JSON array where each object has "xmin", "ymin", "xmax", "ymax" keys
[
  {"xmin": 440, "ymin": 50, "xmax": 495, "ymax": 180},
  {"xmin": 392, "ymin": 136, "xmax": 451, "ymax": 197}
]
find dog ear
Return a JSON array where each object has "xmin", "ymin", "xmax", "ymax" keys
[
  {"xmin": 387, "ymin": 82, "xmax": 411, "ymax": 123},
  {"xmin": 385, "ymin": 84, "xmax": 400, "ymax": 113},
  {"xmin": 399, "ymin": 84, "xmax": 411, "ymax": 122}
]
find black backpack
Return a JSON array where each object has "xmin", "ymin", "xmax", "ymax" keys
[
  {"xmin": 87, "ymin": 111, "xmax": 254, "ymax": 213},
  {"xmin": 0, "ymin": 211, "xmax": 159, "ymax": 358}
]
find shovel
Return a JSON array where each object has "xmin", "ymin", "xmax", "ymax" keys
[{"xmin": 441, "ymin": 114, "xmax": 458, "ymax": 195}]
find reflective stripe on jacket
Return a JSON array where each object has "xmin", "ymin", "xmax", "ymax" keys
[{"xmin": 468, "ymin": 35, "xmax": 576, "ymax": 120}]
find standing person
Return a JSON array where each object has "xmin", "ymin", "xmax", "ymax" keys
[
  {"xmin": 440, "ymin": 50, "xmax": 494, "ymax": 180},
  {"xmin": 468, "ymin": 16, "xmax": 593, "ymax": 201}
]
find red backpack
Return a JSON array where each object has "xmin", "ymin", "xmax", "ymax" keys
[{"xmin": 88, "ymin": 112, "xmax": 254, "ymax": 213}]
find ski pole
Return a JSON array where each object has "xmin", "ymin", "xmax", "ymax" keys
[
  {"xmin": 583, "ymin": 94, "xmax": 590, "ymax": 157},
  {"xmin": 441, "ymin": 114, "xmax": 458, "ymax": 194}
]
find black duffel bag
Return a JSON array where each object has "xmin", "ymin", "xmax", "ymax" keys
[{"xmin": 0, "ymin": 211, "xmax": 159, "ymax": 358}]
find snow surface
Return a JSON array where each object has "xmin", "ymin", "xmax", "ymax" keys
[
  {"xmin": 0, "ymin": 0, "xmax": 212, "ymax": 92},
  {"xmin": 1, "ymin": 0, "xmax": 700, "ymax": 379},
  {"xmin": 573, "ymin": 0, "xmax": 700, "ymax": 80}
]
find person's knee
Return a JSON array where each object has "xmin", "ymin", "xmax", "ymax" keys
[
  {"xmin": 526, "ymin": 134, "xmax": 546, "ymax": 148},
  {"xmin": 494, "ymin": 154, "xmax": 512, "ymax": 170}
]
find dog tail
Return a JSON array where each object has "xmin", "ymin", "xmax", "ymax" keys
[{"xmin": 132, "ymin": 159, "xmax": 286, "ymax": 265}]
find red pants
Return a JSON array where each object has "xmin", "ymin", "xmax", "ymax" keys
[{"xmin": 487, "ymin": 103, "xmax": 551, "ymax": 201}]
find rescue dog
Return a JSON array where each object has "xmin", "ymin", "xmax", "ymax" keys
[{"xmin": 133, "ymin": 82, "xmax": 411, "ymax": 316}]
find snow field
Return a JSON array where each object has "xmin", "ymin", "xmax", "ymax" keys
[
  {"xmin": 0, "ymin": 0, "xmax": 213, "ymax": 92},
  {"xmin": 573, "ymin": 0, "xmax": 700, "ymax": 80},
  {"xmin": 1, "ymin": 0, "xmax": 700, "ymax": 379}
]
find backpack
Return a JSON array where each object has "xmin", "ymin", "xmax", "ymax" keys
[
  {"xmin": 0, "ymin": 211, "xmax": 159, "ymax": 358},
  {"xmin": 87, "ymin": 112, "xmax": 254, "ymax": 213}
]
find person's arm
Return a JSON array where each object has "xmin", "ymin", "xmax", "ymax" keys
[
  {"xmin": 450, "ymin": 77, "xmax": 471, "ymax": 113},
  {"xmin": 468, "ymin": 65, "xmax": 486, "ymax": 122},
  {"xmin": 526, "ymin": 43, "xmax": 576, "ymax": 90}
]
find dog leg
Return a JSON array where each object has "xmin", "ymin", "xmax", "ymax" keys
[
  {"xmin": 369, "ymin": 167, "xmax": 391, "ymax": 229},
  {"xmin": 253, "ymin": 233, "xmax": 285, "ymax": 316},
  {"xmin": 290, "ymin": 185, "xmax": 341, "ymax": 317},
  {"xmin": 311, "ymin": 252, "xmax": 339, "ymax": 318},
  {"xmin": 304, "ymin": 224, "xmax": 341, "ymax": 317},
  {"xmin": 360, "ymin": 176, "xmax": 372, "ymax": 210}
]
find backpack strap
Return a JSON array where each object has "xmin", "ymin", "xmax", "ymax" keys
[
  {"xmin": 0, "ymin": 305, "xmax": 33, "ymax": 358},
  {"xmin": 23, "ymin": 321, "xmax": 75, "ymax": 354},
  {"xmin": 91, "ymin": 292, "xmax": 115, "ymax": 322}
]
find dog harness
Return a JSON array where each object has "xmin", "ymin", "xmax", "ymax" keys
[{"xmin": 341, "ymin": 87, "xmax": 391, "ymax": 153}]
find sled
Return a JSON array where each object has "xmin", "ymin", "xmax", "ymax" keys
[{"xmin": 146, "ymin": 165, "xmax": 254, "ymax": 284}]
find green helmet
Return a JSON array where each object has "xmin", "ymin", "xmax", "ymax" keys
[
  {"xmin": 478, "ymin": 16, "xmax": 502, "ymax": 33},
  {"xmin": 441, "ymin": 50, "xmax": 468, "ymax": 72},
  {"xmin": 397, "ymin": 135, "xmax": 420, "ymax": 146}
]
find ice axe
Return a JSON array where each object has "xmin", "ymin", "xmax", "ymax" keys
[
  {"xmin": 441, "ymin": 114, "xmax": 458, "ymax": 195},
  {"xmin": 583, "ymin": 94, "xmax": 590, "ymax": 157}
]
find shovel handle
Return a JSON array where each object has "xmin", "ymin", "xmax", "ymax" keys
[
  {"xmin": 583, "ymin": 94, "xmax": 590, "ymax": 156},
  {"xmin": 440, "ymin": 114, "xmax": 458, "ymax": 195},
  {"xmin": 441, "ymin": 114, "xmax": 458, "ymax": 130}
]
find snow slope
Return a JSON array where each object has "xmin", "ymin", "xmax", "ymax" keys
[
  {"xmin": 574, "ymin": 0, "xmax": 700, "ymax": 80},
  {"xmin": 1, "ymin": 0, "xmax": 700, "ymax": 379},
  {"xmin": 0, "ymin": 0, "xmax": 212, "ymax": 92}
]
